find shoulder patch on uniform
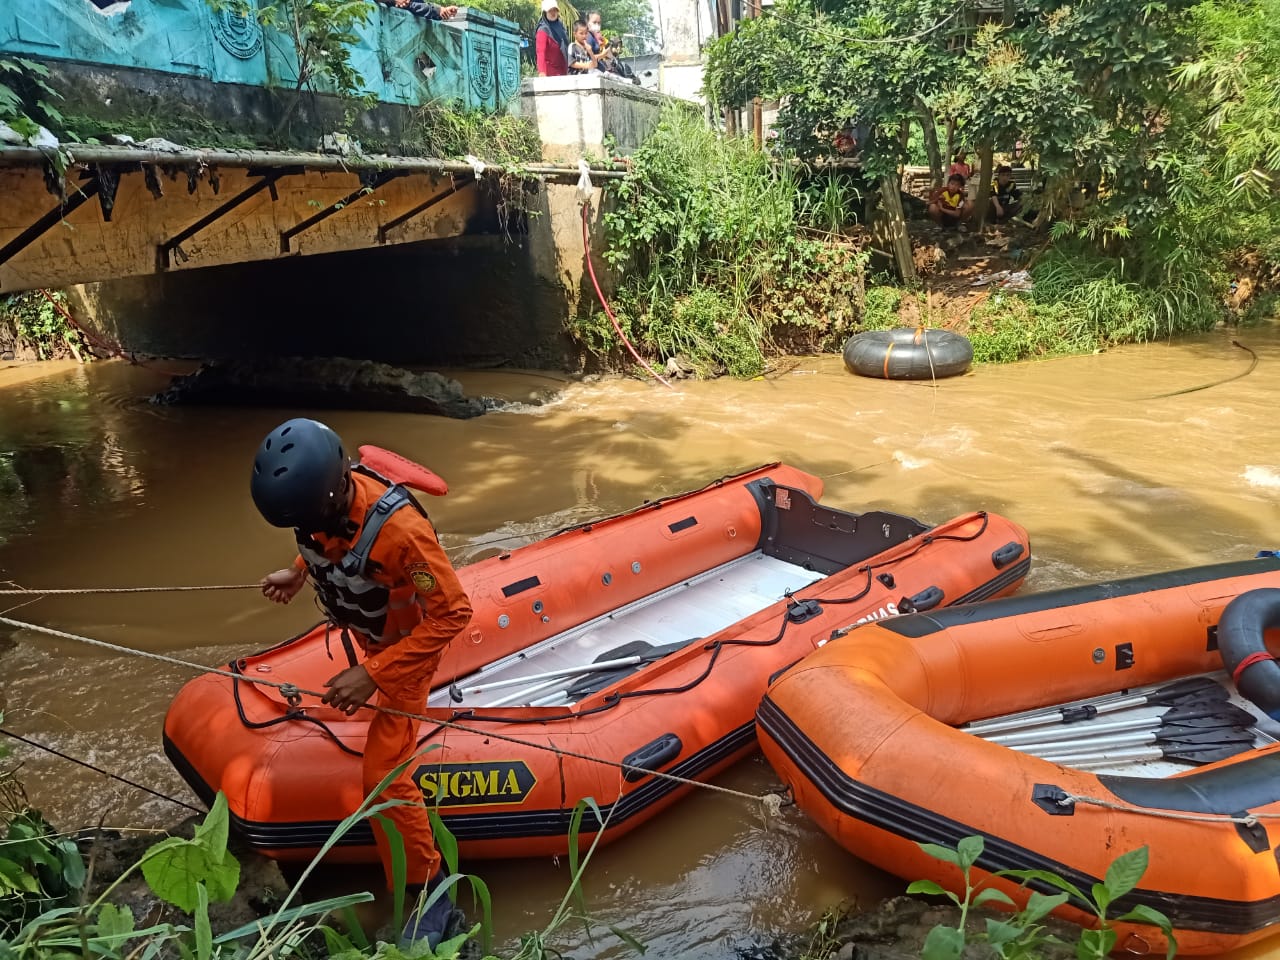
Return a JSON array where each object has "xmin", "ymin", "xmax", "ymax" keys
[{"xmin": 407, "ymin": 562, "xmax": 437, "ymax": 594}]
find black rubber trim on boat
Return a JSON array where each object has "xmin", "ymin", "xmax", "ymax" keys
[
  {"xmin": 1098, "ymin": 751, "xmax": 1280, "ymax": 820},
  {"xmin": 163, "ymin": 721, "xmax": 756, "ymax": 849},
  {"xmin": 950, "ymin": 557, "xmax": 1031, "ymax": 606},
  {"xmin": 745, "ymin": 477, "xmax": 778, "ymax": 553},
  {"xmin": 876, "ymin": 556, "xmax": 1280, "ymax": 640},
  {"xmin": 756, "ymin": 695, "xmax": 1280, "ymax": 936}
]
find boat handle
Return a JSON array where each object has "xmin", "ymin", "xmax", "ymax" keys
[
  {"xmin": 622, "ymin": 733, "xmax": 683, "ymax": 783},
  {"xmin": 901, "ymin": 586, "xmax": 944, "ymax": 613},
  {"xmin": 992, "ymin": 542, "xmax": 1025, "ymax": 569}
]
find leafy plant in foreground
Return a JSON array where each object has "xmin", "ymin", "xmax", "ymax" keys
[
  {"xmin": 911, "ymin": 835, "xmax": 1177, "ymax": 960},
  {"xmin": 0, "ymin": 726, "xmax": 86, "ymax": 935}
]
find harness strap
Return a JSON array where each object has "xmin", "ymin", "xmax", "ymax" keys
[
  {"xmin": 340, "ymin": 626, "xmax": 359, "ymax": 667},
  {"xmin": 339, "ymin": 484, "xmax": 412, "ymax": 579}
]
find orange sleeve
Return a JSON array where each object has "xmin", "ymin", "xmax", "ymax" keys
[
  {"xmin": 363, "ymin": 511, "xmax": 472, "ymax": 703},
  {"xmin": 293, "ymin": 554, "xmax": 307, "ymax": 572}
]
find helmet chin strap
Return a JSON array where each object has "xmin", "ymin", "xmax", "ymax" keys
[{"xmin": 319, "ymin": 471, "xmax": 358, "ymax": 538}]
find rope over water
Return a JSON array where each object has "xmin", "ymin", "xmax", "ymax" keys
[
  {"xmin": 0, "ymin": 615, "xmax": 784, "ymax": 816},
  {"xmin": 0, "ymin": 727, "xmax": 202, "ymax": 813},
  {"xmin": 0, "ymin": 584, "xmax": 260, "ymax": 596}
]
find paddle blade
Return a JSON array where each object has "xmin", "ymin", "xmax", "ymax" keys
[
  {"xmin": 1168, "ymin": 741, "xmax": 1258, "ymax": 765},
  {"xmin": 1145, "ymin": 677, "xmax": 1229, "ymax": 705},
  {"xmin": 567, "ymin": 640, "xmax": 691, "ymax": 699},
  {"xmin": 1161, "ymin": 700, "xmax": 1256, "ymax": 725}
]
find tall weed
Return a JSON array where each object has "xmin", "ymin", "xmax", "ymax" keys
[{"xmin": 596, "ymin": 108, "xmax": 867, "ymax": 377}]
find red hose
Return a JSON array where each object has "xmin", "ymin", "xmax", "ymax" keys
[
  {"xmin": 37, "ymin": 288, "xmax": 122, "ymax": 360},
  {"xmin": 36, "ymin": 289, "xmax": 189, "ymax": 377},
  {"xmin": 581, "ymin": 203, "xmax": 673, "ymax": 389}
]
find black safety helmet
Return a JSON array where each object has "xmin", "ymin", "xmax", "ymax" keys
[{"xmin": 250, "ymin": 418, "xmax": 350, "ymax": 530}]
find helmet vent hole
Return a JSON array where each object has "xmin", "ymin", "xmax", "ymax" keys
[
  {"xmin": 273, "ymin": 466, "xmax": 288, "ymax": 477},
  {"xmin": 281, "ymin": 442, "xmax": 294, "ymax": 453},
  {"xmin": 264, "ymin": 439, "xmax": 272, "ymax": 450},
  {"xmin": 281, "ymin": 426, "xmax": 292, "ymax": 435}
]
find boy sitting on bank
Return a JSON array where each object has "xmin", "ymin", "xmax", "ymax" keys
[
  {"xmin": 928, "ymin": 174, "xmax": 971, "ymax": 229},
  {"xmin": 989, "ymin": 165, "xmax": 1023, "ymax": 224}
]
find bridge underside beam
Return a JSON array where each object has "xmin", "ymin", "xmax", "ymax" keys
[
  {"xmin": 279, "ymin": 170, "xmax": 405, "ymax": 254},
  {"xmin": 0, "ymin": 177, "xmax": 101, "ymax": 273},
  {"xmin": 159, "ymin": 167, "xmax": 304, "ymax": 271},
  {"xmin": 377, "ymin": 177, "xmax": 474, "ymax": 244}
]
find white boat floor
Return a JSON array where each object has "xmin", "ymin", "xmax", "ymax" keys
[
  {"xmin": 429, "ymin": 551, "xmax": 826, "ymax": 710},
  {"xmin": 965, "ymin": 672, "xmax": 1280, "ymax": 779}
]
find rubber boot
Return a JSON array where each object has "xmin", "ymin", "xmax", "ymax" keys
[{"xmin": 401, "ymin": 872, "xmax": 457, "ymax": 948}]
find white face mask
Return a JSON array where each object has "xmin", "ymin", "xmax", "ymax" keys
[{"xmin": 589, "ymin": 21, "xmax": 601, "ymax": 31}]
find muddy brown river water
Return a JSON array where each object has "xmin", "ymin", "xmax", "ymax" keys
[{"xmin": 2, "ymin": 329, "xmax": 1278, "ymax": 958}]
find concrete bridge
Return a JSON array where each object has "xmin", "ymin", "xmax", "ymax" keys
[{"xmin": 0, "ymin": 1, "xmax": 671, "ymax": 363}]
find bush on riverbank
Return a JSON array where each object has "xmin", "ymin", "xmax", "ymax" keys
[
  {"xmin": 582, "ymin": 108, "xmax": 867, "ymax": 378},
  {"xmin": 0, "ymin": 291, "xmax": 91, "ymax": 363},
  {"xmin": 965, "ymin": 246, "xmax": 1225, "ymax": 364}
]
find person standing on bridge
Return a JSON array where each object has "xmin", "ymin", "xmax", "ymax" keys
[
  {"xmin": 375, "ymin": 0, "xmax": 460, "ymax": 21},
  {"xmin": 251, "ymin": 418, "xmax": 473, "ymax": 948},
  {"xmin": 536, "ymin": 0, "xmax": 569, "ymax": 76}
]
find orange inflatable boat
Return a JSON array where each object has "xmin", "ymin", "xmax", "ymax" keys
[
  {"xmin": 759, "ymin": 556, "xmax": 1280, "ymax": 956},
  {"xmin": 164, "ymin": 462, "xmax": 1030, "ymax": 863}
]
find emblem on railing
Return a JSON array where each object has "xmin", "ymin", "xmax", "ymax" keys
[
  {"xmin": 498, "ymin": 45, "xmax": 520, "ymax": 102},
  {"xmin": 212, "ymin": 1, "xmax": 264, "ymax": 60},
  {"xmin": 467, "ymin": 35, "xmax": 494, "ymax": 102}
]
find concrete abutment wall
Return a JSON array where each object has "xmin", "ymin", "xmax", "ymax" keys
[{"xmin": 68, "ymin": 181, "xmax": 610, "ymax": 370}]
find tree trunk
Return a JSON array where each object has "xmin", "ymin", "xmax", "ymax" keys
[
  {"xmin": 944, "ymin": 117, "xmax": 956, "ymax": 172},
  {"xmin": 879, "ymin": 176, "xmax": 917, "ymax": 283},
  {"xmin": 973, "ymin": 141, "xmax": 994, "ymax": 233},
  {"xmin": 744, "ymin": 0, "xmax": 762, "ymax": 148},
  {"xmin": 915, "ymin": 96, "xmax": 943, "ymax": 188}
]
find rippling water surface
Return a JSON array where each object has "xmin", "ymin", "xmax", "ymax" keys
[{"xmin": 2, "ymin": 330, "xmax": 1278, "ymax": 957}]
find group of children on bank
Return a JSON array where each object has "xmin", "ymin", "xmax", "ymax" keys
[
  {"xmin": 927, "ymin": 150, "xmax": 1025, "ymax": 229},
  {"xmin": 534, "ymin": 2, "xmax": 636, "ymax": 80}
]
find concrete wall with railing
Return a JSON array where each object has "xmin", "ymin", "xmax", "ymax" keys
[{"xmin": 1, "ymin": 0, "xmax": 522, "ymax": 117}]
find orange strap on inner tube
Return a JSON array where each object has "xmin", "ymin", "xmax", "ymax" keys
[
  {"xmin": 882, "ymin": 342, "xmax": 895, "ymax": 379},
  {"xmin": 1232, "ymin": 650, "xmax": 1275, "ymax": 687},
  {"xmin": 913, "ymin": 326, "xmax": 925, "ymax": 346}
]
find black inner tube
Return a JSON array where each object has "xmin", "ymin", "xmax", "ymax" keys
[
  {"xmin": 843, "ymin": 328, "xmax": 973, "ymax": 381},
  {"xmin": 1217, "ymin": 587, "xmax": 1280, "ymax": 718}
]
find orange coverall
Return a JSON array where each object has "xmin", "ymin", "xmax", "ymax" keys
[{"xmin": 295, "ymin": 471, "xmax": 472, "ymax": 887}]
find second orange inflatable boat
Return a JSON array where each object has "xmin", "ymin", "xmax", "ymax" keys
[
  {"xmin": 760, "ymin": 556, "xmax": 1280, "ymax": 956},
  {"xmin": 164, "ymin": 462, "xmax": 1030, "ymax": 863}
]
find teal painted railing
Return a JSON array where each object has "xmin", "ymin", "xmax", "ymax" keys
[{"xmin": 0, "ymin": 0, "xmax": 522, "ymax": 113}]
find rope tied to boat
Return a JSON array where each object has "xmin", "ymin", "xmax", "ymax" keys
[
  {"xmin": 0, "ymin": 614, "xmax": 787, "ymax": 818},
  {"xmin": 1056, "ymin": 792, "xmax": 1276, "ymax": 827}
]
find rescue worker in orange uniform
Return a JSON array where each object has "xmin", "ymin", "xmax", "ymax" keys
[{"xmin": 250, "ymin": 418, "xmax": 472, "ymax": 947}]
